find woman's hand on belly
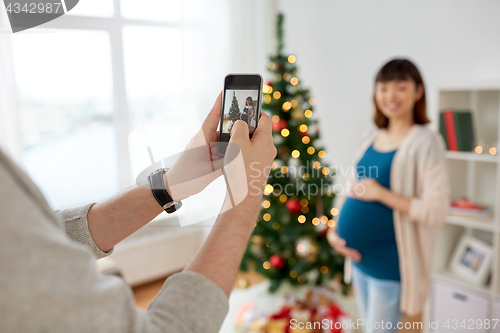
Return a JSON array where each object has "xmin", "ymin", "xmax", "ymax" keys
[
  {"xmin": 351, "ymin": 177, "xmax": 384, "ymax": 202},
  {"xmin": 327, "ymin": 228, "xmax": 362, "ymax": 262},
  {"xmin": 352, "ymin": 178, "xmax": 411, "ymax": 214}
]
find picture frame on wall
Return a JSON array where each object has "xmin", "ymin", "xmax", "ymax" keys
[{"xmin": 450, "ymin": 235, "xmax": 493, "ymax": 286}]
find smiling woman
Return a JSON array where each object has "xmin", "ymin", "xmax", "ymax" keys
[
  {"xmin": 373, "ymin": 59, "xmax": 429, "ymax": 130},
  {"xmin": 328, "ymin": 59, "xmax": 449, "ymax": 333}
]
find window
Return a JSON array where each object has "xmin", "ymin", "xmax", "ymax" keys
[
  {"xmin": 12, "ymin": 29, "xmax": 118, "ymax": 208},
  {"xmin": 0, "ymin": 0, "xmax": 232, "ymax": 209}
]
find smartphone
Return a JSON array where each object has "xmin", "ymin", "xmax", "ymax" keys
[{"xmin": 218, "ymin": 74, "xmax": 263, "ymax": 155}]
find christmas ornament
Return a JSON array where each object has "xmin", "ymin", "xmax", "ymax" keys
[
  {"xmin": 295, "ymin": 237, "xmax": 312, "ymax": 257},
  {"xmin": 286, "ymin": 198, "xmax": 301, "ymax": 214},
  {"xmin": 307, "ymin": 242, "xmax": 319, "ymax": 262},
  {"xmin": 266, "ymin": 80, "xmax": 273, "ymax": 87},
  {"xmin": 238, "ymin": 278, "xmax": 250, "ymax": 289},
  {"xmin": 270, "ymin": 254, "xmax": 285, "ymax": 269},
  {"xmin": 315, "ymin": 222, "xmax": 328, "ymax": 235},
  {"xmin": 286, "ymin": 84, "xmax": 297, "ymax": 94},
  {"xmin": 272, "ymin": 119, "xmax": 287, "ymax": 132},
  {"xmin": 291, "ymin": 108, "xmax": 304, "ymax": 120},
  {"xmin": 273, "ymin": 133, "xmax": 284, "ymax": 145},
  {"xmin": 278, "ymin": 146, "xmax": 289, "ymax": 157}
]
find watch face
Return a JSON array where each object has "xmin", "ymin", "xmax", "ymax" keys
[{"xmin": 163, "ymin": 201, "xmax": 182, "ymax": 214}]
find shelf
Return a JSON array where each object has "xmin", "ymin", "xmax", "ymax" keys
[
  {"xmin": 446, "ymin": 215, "xmax": 497, "ymax": 232},
  {"xmin": 445, "ymin": 151, "xmax": 499, "ymax": 163},
  {"xmin": 433, "ymin": 270, "xmax": 492, "ymax": 298}
]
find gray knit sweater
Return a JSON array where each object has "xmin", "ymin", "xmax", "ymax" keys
[{"xmin": 0, "ymin": 149, "xmax": 228, "ymax": 332}]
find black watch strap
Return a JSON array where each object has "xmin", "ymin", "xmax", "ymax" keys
[{"xmin": 147, "ymin": 168, "xmax": 182, "ymax": 214}]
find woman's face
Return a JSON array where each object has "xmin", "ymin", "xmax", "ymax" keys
[{"xmin": 375, "ymin": 79, "xmax": 423, "ymax": 121}]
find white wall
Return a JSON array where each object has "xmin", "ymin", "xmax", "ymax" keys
[{"xmin": 277, "ymin": 0, "xmax": 500, "ymax": 179}]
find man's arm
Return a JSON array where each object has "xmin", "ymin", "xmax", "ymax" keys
[
  {"xmin": 184, "ymin": 179, "xmax": 265, "ymax": 297},
  {"xmin": 86, "ymin": 184, "xmax": 164, "ymax": 252},
  {"xmin": 85, "ymin": 94, "xmax": 225, "ymax": 253}
]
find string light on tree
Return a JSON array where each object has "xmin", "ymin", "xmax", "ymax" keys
[
  {"xmin": 264, "ymin": 184, "xmax": 273, "ymax": 195},
  {"xmin": 282, "ymin": 101, "xmax": 292, "ymax": 111}
]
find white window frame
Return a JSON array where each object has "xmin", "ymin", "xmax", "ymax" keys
[{"xmin": 0, "ymin": 0, "xmax": 197, "ymax": 190}]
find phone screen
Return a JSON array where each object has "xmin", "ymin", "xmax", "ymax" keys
[{"xmin": 219, "ymin": 74, "xmax": 262, "ymax": 154}]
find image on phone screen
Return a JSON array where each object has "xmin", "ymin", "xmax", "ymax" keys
[{"xmin": 222, "ymin": 89, "xmax": 260, "ymax": 135}]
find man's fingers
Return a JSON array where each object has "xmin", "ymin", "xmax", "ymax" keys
[
  {"xmin": 203, "ymin": 92, "xmax": 223, "ymax": 134},
  {"xmin": 230, "ymin": 120, "xmax": 250, "ymax": 145},
  {"xmin": 251, "ymin": 112, "xmax": 272, "ymax": 144}
]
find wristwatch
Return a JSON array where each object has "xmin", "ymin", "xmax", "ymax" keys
[{"xmin": 147, "ymin": 168, "xmax": 182, "ymax": 214}]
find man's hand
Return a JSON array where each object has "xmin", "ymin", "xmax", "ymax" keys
[
  {"xmin": 220, "ymin": 113, "xmax": 276, "ymax": 221},
  {"xmin": 164, "ymin": 93, "xmax": 225, "ymax": 201}
]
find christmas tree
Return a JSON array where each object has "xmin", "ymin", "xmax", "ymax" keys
[
  {"xmin": 227, "ymin": 91, "xmax": 241, "ymax": 131},
  {"xmin": 240, "ymin": 13, "xmax": 346, "ymax": 293}
]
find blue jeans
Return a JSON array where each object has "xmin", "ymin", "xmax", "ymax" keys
[{"xmin": 352, "ymin": 265, "xmax": 402, "ymax": 333}]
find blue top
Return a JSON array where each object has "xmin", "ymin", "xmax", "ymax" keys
[
  {"xmin": 241, "ymin": 107, "xmax": 249, "ymax": 123},
  {"xmin": 336, "ymin": 144, "xmax": 400, "ymax": 281}
]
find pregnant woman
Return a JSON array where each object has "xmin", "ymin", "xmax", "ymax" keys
[
  {"xmin": 327, "ymin": 59, "xmax": 449, "ymax": 332},
  {"xmin": 241, "ymin": 96, "xmax": 253, "ymax": 124}
]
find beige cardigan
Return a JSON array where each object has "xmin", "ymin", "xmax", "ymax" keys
[{"xmin": 339, "ymin": 124, "xmax": 450, "ymax": 316}]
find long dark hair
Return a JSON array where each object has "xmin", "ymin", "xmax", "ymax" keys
[{"xmin": 373, "ymin": 58, "xmax": 429, "ymax": 128}]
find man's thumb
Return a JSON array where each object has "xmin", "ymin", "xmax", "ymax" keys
[{"xmin": 230, "ymin": 120, "xmax": 249, "ymax": 144}]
